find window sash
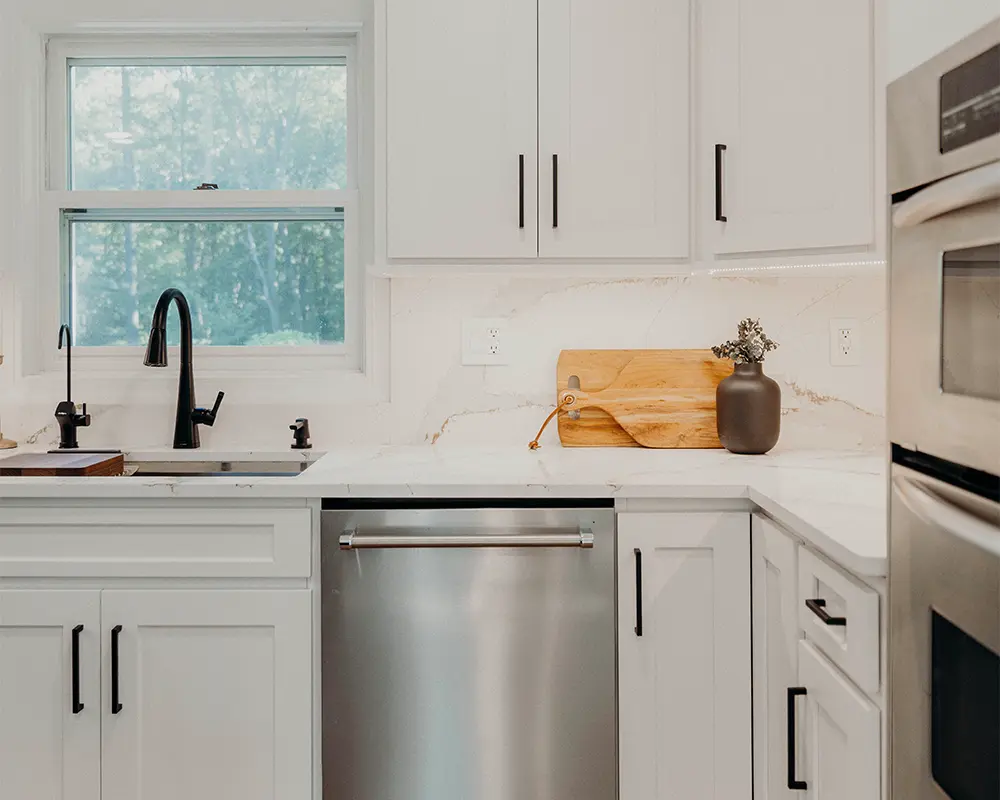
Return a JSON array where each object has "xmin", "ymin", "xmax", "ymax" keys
[
  {"xmin": 40, "ymin": 33, "xmax": 363, "ymax": 374},
  {"xmin": 47, "ymin": 35, "xmax": 359, "ymax": 193},
  {"xmin": 40, "ymin": 190, "xmax": 361, "ymax": 369}
]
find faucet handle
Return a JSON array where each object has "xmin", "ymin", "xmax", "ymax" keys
[
  {"xmin": 78, "ymin": 403, "xmax": 92, "ymax": 428},
  {"xmin": 192, "ymin": 391, "xmax": 225, "ymax": 427}
]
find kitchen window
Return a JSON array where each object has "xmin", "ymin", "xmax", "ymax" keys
[{"xmin": 43, "ymin": 37, "xmax": 361, "ymax": 370}]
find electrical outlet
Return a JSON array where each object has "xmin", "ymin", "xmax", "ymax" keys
[
  {"xmin": 462, "ymin": 318, "xmax": 509, "ymax": 365},
  {"xmin": 830, "ymin": 318, "xmax": 861, "ymax": 366}
]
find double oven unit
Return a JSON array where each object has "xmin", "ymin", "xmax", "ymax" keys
[{"xmin": 888, "ymin": 17, "xmax": 1000, "ymax": 800}]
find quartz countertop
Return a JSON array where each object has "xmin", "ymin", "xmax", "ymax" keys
[{"xmin": 0, "ymin": 446, "xmax": 887, "ymax": 577}]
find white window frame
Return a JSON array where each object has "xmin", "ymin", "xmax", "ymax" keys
[{"xmin": 40, "ymin": 34, "xmax": 367, "ymax": 383}]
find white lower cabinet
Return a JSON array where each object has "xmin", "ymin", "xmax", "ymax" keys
[
  {"xmin": 618, "ymin": 512, "xmax": 751, "ymax": 800},
  {"xmin": 753, "ymin": 512, "xmax": 883, "ymax": 800},
  {"xmin": 0, "ymin": 588, "xmax": 312, "ymax": 800},
  {"xmin": 751, "ymin": 516, "xmax": 800, "ymax": 800},
  {"xmin": 795, "ymin": 641, "xmax": 880, "ymax": 800},
  {"xmin": 0, "ymin": 590, "xmax": 102, "ymax": 800},
  {"xmin": 100, "ymin": 590, "xmax": 312, "ymax": 800}
]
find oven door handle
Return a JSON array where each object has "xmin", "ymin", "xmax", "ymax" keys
[
  {"xmin": 340, "ymin": 529, "xmax": 595, "ymax": 549},
  {"xmin": 892, "ymin": 476, "xmax": 1000, "ymax": 558},
  {"xmin": 893, "ymin": 161, "xmax": 1000, "ymax": 228}
]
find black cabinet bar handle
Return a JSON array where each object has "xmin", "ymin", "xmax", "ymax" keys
[
  {"xmin": 787, "ymin": 687, "xmax": 808, "ymax": 791},
  {"xmin": 633, "ymin": 548, "xmax": 643, "ymax": 637},
  {"xmin": 111, "ymin": 625, "xmax": 123, "ymax": 715},
  {"xmin": 805, "ymin": 598, "xmax": 847, "ymax": 626},
  {"xmin": 552, "ymin": 154, "xmax": 559, "ymax": 229},
  {"xmin": 518, "ymin": 154, "xmax": 525, "ymax": 229},
  {"xmin": 715, "ymin": 144, "xmax": 727, "ymax": 222},
  {"xmin": 71, "ymin": 625, "xmax": 84, "ymax": 714}
]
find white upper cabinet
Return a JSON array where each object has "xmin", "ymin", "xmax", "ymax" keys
[
  {"xmin": 386, "ymin": 0, "xmax": 538, "ymax": 260},
  {"xmin": 100, "ymin": 590, "xmax": 313, "ymax": 800},
  {"xmin": 618, "ymin": 512, "xmax": 752, "ymax": 800},
  {"xmin": 0, "ymin": 590, "xmax": 101, "ymax": 800},
  {"xmin": 538, "ymin": 0, "xmax": 691, "ymax": 259},
  {"xmin": 700, "ymin": 0, "xmax": 876, "ymax": 255}
]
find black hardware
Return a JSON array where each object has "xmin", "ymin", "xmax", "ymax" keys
[
  {"xmin": 290, "ymin": 418, "xmax": 313, "ymax": 450},
  {"xmin": 55, "ymin": 325, "xmax": 91, "ymax": 450},
  {"xmin": 111, "ymin": 625, "xmax": 122, "ymax": 715},
  {"xmin": 806, "ymin": 598, "xmax": 847, "ymax": 627},
  {"xmin": 144, "ymin": 289, "xmax": 224, "ymax": 449},
  {"xmin": 194, "ymin": 183, "xmax": 219, "ymax": 190},
  {"xmin": 634, "ymin": 548, "xmax": 643, "ymax": 637},
  {"xmin": 787, "ymin": 687, "xmax": 807, "ymax": 790},
  {"xmin": 72, "ymin": 625, "xmax": 84, "ymax": 714},
  {"xmin": 518, "ymin": 155, "xmax": 525, "ymax": 229},
  {"xmin": 715, "ymin": 144, "xmax": 727, "ymax": 222},
  {"xmin": 191, "ymin": 391, "xmax": 225, "ymax": 429},
  {"xmin": 552, "ymin": 154, "xmax": 559, "ymax": 228}
]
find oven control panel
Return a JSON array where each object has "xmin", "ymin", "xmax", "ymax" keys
[{"xmin": 940, "ymin": 43, "xmax": 1000, "ymax": 154}]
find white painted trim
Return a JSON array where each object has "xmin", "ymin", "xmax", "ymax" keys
[
  {"xmin": 49, "ymin": 190, "xmax": 356, "ymax": 210},
  {"xmin": 9, "ymin": 25, "xmax": 388, "ymax": 403}
]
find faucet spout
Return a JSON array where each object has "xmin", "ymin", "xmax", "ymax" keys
[{"xmin": 144, "ymin": 288, "xmax": 223, "ymax": 449}]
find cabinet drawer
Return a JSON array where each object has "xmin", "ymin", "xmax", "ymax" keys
[
  {"xmin": 798, "ymin": 547, "xmax": 880, "ymax": 693},
  {"xmin": 0, "ymin": 507, "xmax": 311, "ymax": 578}
]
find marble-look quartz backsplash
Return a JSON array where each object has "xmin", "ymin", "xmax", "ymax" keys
[{"xmin": 0, "ymin": 272, "xmax": 887, "ymax": 451}]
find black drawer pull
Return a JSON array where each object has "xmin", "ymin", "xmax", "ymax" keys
[
  {"xmin": 787, "ymin": 687, "xmax": 807, "ymax": 791},
  {"xmin": 633, "ymin": 548, "xmax": 643, "ymax": 637},
  {"xmin": 806, "ymin": 598, "xmax": 846, "ymax": 626},
  {"xmin": 72, "ymin": 625, "xmax": 84, "ymax": 714},
  {"xmin": 111, "ymin": 625, "xmax": 123, "ymax": 714},
  {"xmin": 715, "ymin": 143, "xmax": 727, "ymax": 222}
]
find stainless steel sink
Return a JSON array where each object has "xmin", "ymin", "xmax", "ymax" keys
[{"xmin": 127, "ymin": 459, "xmax": 314, "ymax": 478}]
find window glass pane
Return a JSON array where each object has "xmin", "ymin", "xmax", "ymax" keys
[
  {"xmin": 70, "ymin": 219, "xmax": 345, "ymax": 346},
  {"xmin": 70, "ymin": 63, "xmax": 347, "ymax": 190}
]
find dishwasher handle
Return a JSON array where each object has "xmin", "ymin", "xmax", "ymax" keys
[{"xmin": 340, "ymin": 529, "xmax": 595, "ymax": 550}]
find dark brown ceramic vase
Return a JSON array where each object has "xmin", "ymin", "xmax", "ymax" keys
[{"xmin": 716, "ymin": 362, "xmax": 780, "ymax": 455}]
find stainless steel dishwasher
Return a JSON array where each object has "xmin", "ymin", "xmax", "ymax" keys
[{"xmin": 321, "ymin": 502, "xmax": 616, "ymax": 800}]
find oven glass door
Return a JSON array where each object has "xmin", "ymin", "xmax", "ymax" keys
[
  {"xmin": 941, "ymin": 243, "xmax": 1000, "ymax": 401},
  {"xmin": 931, "ymin": 611, "xmax": 1000, "ymax": 799}
]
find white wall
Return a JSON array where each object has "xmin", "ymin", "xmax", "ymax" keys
[
  {"xmin": 13, "ymin": 0, "xmax": 372, "ymax": 27},
  {"xmin": 889, "ymin": 0, "xmax": 999, "ymax": 81}
]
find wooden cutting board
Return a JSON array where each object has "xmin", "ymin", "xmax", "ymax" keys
[
  {"xmin": 557, "ymin": 350, "xmax": 732, "ymax": 448},
  {"xmin": 0, "ymin": 452, "xmax": 125, "ymax": 477}
]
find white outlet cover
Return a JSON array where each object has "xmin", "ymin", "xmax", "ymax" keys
[
  {"xmin": 829, "ymin": 318, "xmax": 861, "ymax": 366},
  {"xmin": 462, "ymin": 318, "xmax": 510, "ymax": 366}
]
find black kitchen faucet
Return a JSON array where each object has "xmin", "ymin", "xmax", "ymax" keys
[{"xmin": 144, "ymin": 288, "xmax": 224, "ymax": 449}]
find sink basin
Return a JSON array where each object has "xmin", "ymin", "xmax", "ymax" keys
[{"xmin": 127, "ymin": 459, "xmax": 314, "ymax": 478}]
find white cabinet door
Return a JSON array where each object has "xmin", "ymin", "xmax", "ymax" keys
[
  {"xmin": 100, "ymin": 590, "xmax": 312, "ymax": 800},
  {"xmin": 0, "ymin": 590, "xmax": 101, "ymax": 800},
  {"xmin": 538, "ymin": 0, "xmax": 690, "ymax": 258},
  {"xmin": 386, "ymin": 0, "xmax": 538, "ymax": 259},
  {"xmin": 701, "ymin": 0, "xmax": 875, "ymax": 255},
  {"xmin": 794, "ymin": 641, "xmax": 880, "ymax": 800},
  {"xmin": 752, "ymin": 515, "xmax": 801, "ymax": 800},
  {"xmin": 618, "ymin": 512, "xmax": 751, "ymax": 800}
]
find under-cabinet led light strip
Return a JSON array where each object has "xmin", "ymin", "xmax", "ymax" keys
[{"xmin": 706, "ymin": 259, "xmax": 886, "ymax": 275}]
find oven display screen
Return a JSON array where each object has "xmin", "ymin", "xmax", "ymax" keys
[
  {"xmin": 932, "ymin": 611, "xmax": 999, "ymax": 799},
  {"xmin": 941, "ymin": 243, "xmax": 1000, "ymax": 400},
  {"xmin": 940, "ymin": 43, "xmax": 1000, "ymax": 154}
]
